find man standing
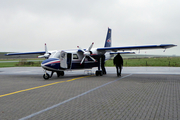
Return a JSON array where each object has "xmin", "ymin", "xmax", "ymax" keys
[
  {"xmin": 101, "ymin": 54, "xmax": 106, "ymax": 74},
  {"xmin": 113, "ymin": 53, "xmax": 123, "ymax": 76}
]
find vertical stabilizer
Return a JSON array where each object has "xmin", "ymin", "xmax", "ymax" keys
[{"xmin": 104, "ymin": 28, "xmax": 112, "ymax": 47}]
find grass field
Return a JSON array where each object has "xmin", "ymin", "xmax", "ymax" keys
[
  {"xmin": 0, "ymin": 59, "xmax": 43, "ymax": 67},
  {"xmin": 105, "ymin": 57, "xmax": 180, "ymax": 67},
  {"xmin": 0, "ymin": 57, "xmax": 180, "ymax": 68}
]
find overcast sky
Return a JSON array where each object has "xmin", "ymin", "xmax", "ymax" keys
[{"xmin": 0, "ymin": 0, "xmax": 179, "ymax": 55}]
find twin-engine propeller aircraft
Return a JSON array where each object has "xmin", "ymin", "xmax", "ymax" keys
[{"xmin": 6, "ymin": 28, "xmax": 177, "ymax": 80}]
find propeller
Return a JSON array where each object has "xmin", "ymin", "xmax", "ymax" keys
[
  {"xmin": 77, "ymin": 42, "xmax": 96, "ymax": 65},
  {"xmin": 38, "ymin": 43, "xmax": 51, "ymax": 59}
]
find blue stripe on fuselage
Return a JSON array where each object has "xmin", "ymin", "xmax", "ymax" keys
[{"xmin": 41, "ymin": 58, "xmax": 60, "ymax": 71}]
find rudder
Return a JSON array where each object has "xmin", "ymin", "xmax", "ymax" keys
[{"xmin": 104, "ymin": 28, "xmax": 112, "ymax": 47}]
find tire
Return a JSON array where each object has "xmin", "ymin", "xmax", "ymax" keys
[
  {"xmin": 43, "ymin": 73, "xmax": 50, "ymax": 80},
  {"xmin": 99, "ymin": 71, "xmax": 103, "ymax": 76},
  {"xmin": 96, "ymin": 70, "xmax": 103, "ymax": 76},
  {"xmin": 60, "ymin": 71, "xmax": 64, "ymax": 76},
  {"xmin": 96, "ymin": 71, "xmax": 99, "ymax": 76}
]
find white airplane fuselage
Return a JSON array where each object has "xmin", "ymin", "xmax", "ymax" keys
[{"xmin": 41, "ymin": 49, "xmax": 113, "ymax": 72}]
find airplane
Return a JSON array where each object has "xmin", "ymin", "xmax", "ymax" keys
[{"xmin": 5, "ymin": 28, "xmax": 177, "ymax": 80}]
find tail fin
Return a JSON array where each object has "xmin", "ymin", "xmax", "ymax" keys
[{"xmin": 104, "ymin": 28, "xmax": 112, "ymax": 47}]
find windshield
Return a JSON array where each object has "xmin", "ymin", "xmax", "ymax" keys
[{"xmin": 49, "ymin": 51, "xmax": 61, "ymax": 58}]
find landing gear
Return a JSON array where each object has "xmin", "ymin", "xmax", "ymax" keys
[
  {"xmin": 95, "ymin": 54, "xmax": 106, "ymax": 77},
  {"xmin": 43, "ymin": 70, "xmax": 64, "ymax": 80},
  {"xmin": 43, "ymin": 71, "xmax": 54, "ymax": 80},
  {"xmin": 56, "ymin": 71, "xmax": 64, "ymax": 77},
  {"xmin": 96, "ymin": 70, "xmax": 103, "ymax": 76},
  {"xmin": 43, "ymin": 73, "xmax": 50, "ymax": 80}
]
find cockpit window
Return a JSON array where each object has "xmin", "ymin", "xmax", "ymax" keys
[
  {"xmin": 49, "ymin": 51, "xmax": 60, "ymax": 58},
  {"xmin": 54, "ymin": 52, "xmax": 61, "ymax": 58},
  {"xmin": 73, "ymin": 54, "xmax": 78, "ymax": 59},
  {"xmin": 49, "ymin": 52, "xmax": 56, "ymax": 58}
]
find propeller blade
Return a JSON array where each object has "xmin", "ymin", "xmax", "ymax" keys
[
  {"xmin": 38, "ymin": 43, "xmax": 50, "ymax": 59},
  {"xmin": 38, "ymin": 55, "xmax": 44, "ymax": 58},
  {"xmin": 45, "ymin": 43, "xmax": 48, "ymax": 54},
  {"xmin": 87, "ymin": 42, "xmax": 94, "ymax": 52},
  {"xmin": 89, "ymin": 56, "xmax": 96, "ymax": 62},
  {"xmin": 80, "ymin": 56, "xmax": 86, "ymax": 65},
  {"xmin": 78, "ymin": 42, "xmax": 96, "ymax": 65},
  {"xmin": 77, "ymin": 46, "xmax": 86, "ymax": 53}
]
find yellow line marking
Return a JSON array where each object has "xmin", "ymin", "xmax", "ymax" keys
[{"xmin": 0, "ymin": 75, "xmax": 92, "ymax": 98}]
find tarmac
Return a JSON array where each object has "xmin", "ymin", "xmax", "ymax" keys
[{"xmin": 0, "ymin": 67, "xmax": 180, "ymax": 120}]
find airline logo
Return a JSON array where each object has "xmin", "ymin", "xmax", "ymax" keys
[{"xmin": 107, "ymin": 39, "xmax": 111, "ymax": 42}]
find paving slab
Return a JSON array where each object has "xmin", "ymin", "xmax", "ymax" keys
[{"xmin": 0, "ymin": 67, "xmax": 179, "ymax": 120}]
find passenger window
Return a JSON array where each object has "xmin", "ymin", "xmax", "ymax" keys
[{"xmin": 73, "ymin": 54, "xmax": 78, "ymax": 59}]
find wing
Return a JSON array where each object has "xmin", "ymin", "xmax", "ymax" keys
[
  {"xmin": 5, "ymin": 43, "xmax": 53, "ymax": 59},
  {"xmin": 97, "ymin": 44, "xmax": 177, "ymax": 52},
  {"xmin": 5, "ymin": 51, "xmax": 46, "ymax": 56}
]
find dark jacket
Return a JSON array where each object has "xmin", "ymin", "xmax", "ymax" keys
[{"xmin": 113, "ymin": 54, "xmax": 123, "ymax": 66}]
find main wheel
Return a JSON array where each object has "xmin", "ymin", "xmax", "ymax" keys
[
  {"xmin": 96, "ymin": 71, "xmax": 99, "ymax": 76},
  {"xmin": 96, "ymin": 70, "xmax": 103, "ymax": 76},
  {"xmin": 60, "ymin": 71, "xmax": 64, "ymax": 76},
  {"xmin": 99, "ymin": 71, "xmax": 103, "ymax": 76},
  {"xmin": 57, "ymin": 72, "xmax": 61, "ymax": 77},
  {"xmin": 43, "ymin": 73, "xmax": 50, "ymax": 80},
  {"xmin": 57, "ymin": 71, "xmax": 64, "ymax": 77}
]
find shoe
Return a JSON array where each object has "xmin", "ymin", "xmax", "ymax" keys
[{"xmin": 117, "ymin": 73, "xmax": 120, "ymax": 77}]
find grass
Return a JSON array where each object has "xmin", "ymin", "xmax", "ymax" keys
[
  {"xmin": 0, "ymin": 62, "xmax": 19, "ymax": 67},
  {"xmin": 0, "ymin": 58, "xmax": 41, "ymax": 61},
  {"xmin": 0, "ymin": 57, "xmax": 180, "ymax": 68},
  {"xmin": 0, "ymin": 59, "xmax": 43, "ymax": 67},
  {"xmin": 105, "ymin": 57, "xmax": 180, "ymax": 67}
]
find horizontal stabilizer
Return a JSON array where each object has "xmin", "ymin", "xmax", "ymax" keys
[{"xmin": 110, "ymin": 52, "xmax": 135, "ymax": 54}]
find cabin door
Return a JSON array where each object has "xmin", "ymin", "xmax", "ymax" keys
[{"xmin": 60, "ymin": 51, "xmax": 72, "ymax": 69}]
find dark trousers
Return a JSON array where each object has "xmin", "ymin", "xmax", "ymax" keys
[
  {"xmin": 101, "ymin": 63, "xmax": 106, "ymax": 74},
  {"xmin": 116, "ymin": 65, "xmax": 122, "ymax": 76}
]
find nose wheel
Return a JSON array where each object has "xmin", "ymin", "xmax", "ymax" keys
[
  {"xmin": 43, "ymin": 70, "xmax": 64, "ymax": 80},
  {"xmin": 43, "ymin": 73, "xmax": 50, "ymax": 80},
  {"xmin": 43, "ymin": 70, "xmax": 53, "ymax": 80}
]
